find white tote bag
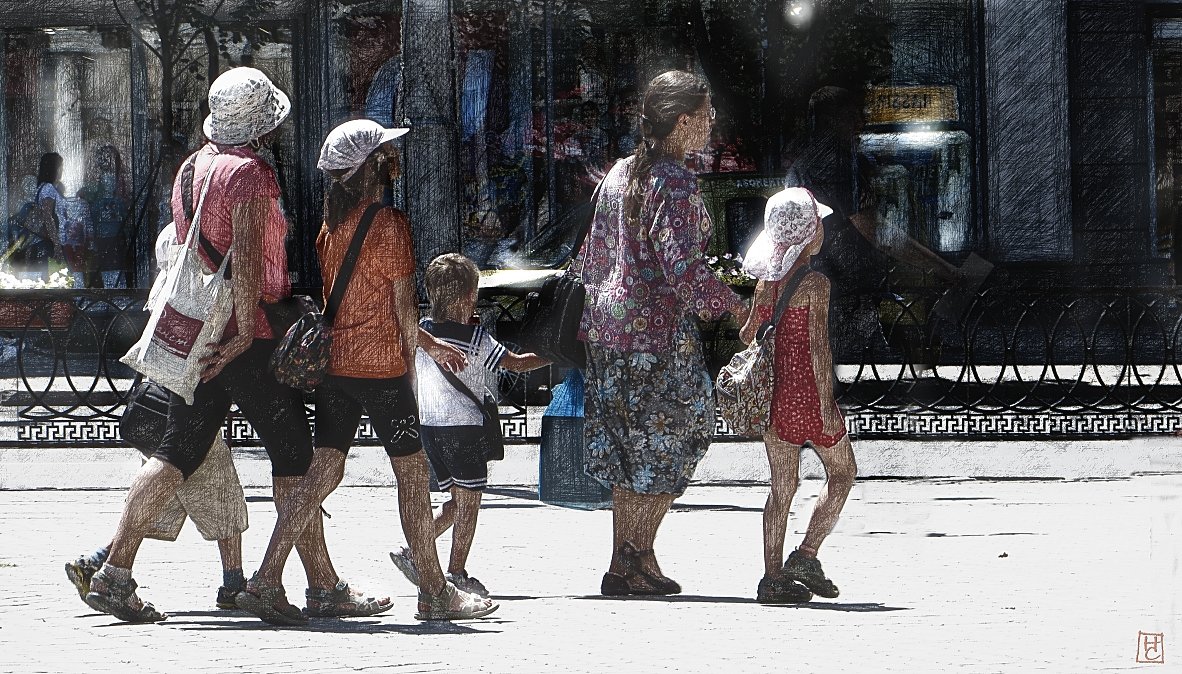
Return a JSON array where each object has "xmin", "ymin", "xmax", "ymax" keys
[{"xmin": 121, "ymin": 159, "xmax": 234, "ymax": 404}]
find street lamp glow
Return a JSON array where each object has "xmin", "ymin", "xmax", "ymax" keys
[{"xmin": 785, "ymin": 1, "xmax": 814, "ymax": 29}]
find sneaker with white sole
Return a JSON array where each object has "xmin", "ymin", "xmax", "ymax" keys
[
  {"xmin": 446, "ymin": 571, "xmax": 490, "ymax": 598},
  {"xmin": 782, "ymin": 550, "xmax": 840, "ymax": 599},
  {"xmin": 389, "ymin": 547, "xmax": 420, "ymax": 588}
]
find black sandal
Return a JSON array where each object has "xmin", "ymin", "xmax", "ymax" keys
[{"xmin": 620, "ymin": 542, "xmax": 681, "ymax": 595}]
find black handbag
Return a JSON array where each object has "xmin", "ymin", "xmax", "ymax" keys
[
  {"xmin": 435, "ymin": 362, "xmax": 505, "ymax": 461},
  {"xmin": 517, "ymin": 172, "xmax": 609, "ymax": 369},
  {"xmin": 268, "ymin": 203, "xmax": 382, "ymax": 391},
  {"xmin": 519, "ymin": 271, "xmax": 587, "ymax": 369},
  {"xmin": 119, "ymin": 376, "xmax": 171, "ymax": 456}
]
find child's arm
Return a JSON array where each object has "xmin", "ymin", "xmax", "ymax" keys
[
  {"xmin": 498, "ymin": 350, "xmax": 549, "ymax": 373},
  {"xmin": 804, "ymin": 273, "xmax": 842, "ymax": 435},
  {"xmin": 418, "ymin": 327, "xmax": 467, "ymax": 373}
]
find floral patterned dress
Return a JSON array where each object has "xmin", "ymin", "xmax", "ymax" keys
[{"xmin": 578, "ymin": 156, "xmax": 743, "ymax": 495}]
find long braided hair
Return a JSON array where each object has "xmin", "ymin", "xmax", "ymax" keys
[{"xmin": 624, "ymin": 71, "xmax": 709, "ymax": 224}]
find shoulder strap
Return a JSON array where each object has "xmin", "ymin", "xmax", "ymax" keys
[
  {"xmin": 569, "ymin": 164, "xmax": 614, "ymax": 273},
  {"xmin": 759, "ymin": 263, "xmax": 815, "ymax": 339},
  {"xmin": 434, "ymin": 361, "xmax": 492, "ymax": 419},
  {"xmin": 181, "ymin": 156, "xmax": 232, "ymax": 279},
  {"xmin": 324, "ymin": 203, "xmax": 383, "ymax": 325}
]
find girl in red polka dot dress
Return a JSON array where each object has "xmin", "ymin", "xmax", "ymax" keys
[{"xmin": 739, "ymin": 187, "xmax": 857, "ymax": 604}]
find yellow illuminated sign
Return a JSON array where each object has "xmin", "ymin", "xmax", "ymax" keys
[{"xmin": 866, "ymin": 86, "xmax": 959, "ymax": 124}]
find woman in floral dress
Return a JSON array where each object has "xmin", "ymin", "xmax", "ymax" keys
[{"xmin": 577, "ymin": 70, "xmax": 748, "ymax": 596}]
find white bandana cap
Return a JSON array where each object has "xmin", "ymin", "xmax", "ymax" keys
[
  {"xmin": 203, "ymin": 67, "xmax": 290, "ymax": 146},
  {"xmin": 317, "ymin": 119, "xmax": 410, "ymax": 182},
  {"xmin": 742, "ymin": 187, "xmax": 833, "ymax": 281}
]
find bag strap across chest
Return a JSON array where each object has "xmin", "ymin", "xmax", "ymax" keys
[
  {"xmin": 758, "ymin": 263, "xmax": 814, "ymax": 341},
  {"xmin": 180, "ymin": 157, "xmax": 231, "ymax": 280},
  {"xmin": 323, "ymin": 203, "xmax": 383, "ymax": 325}
]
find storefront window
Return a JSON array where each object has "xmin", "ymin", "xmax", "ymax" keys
[
  {"xmin": 330, "ymin": 1, "xmax": 762, "ymax": 272},
  {"xmin": 3, "ymin": 28, "xmax": 134, "ymax": 287}
]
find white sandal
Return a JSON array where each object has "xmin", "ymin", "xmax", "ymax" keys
[{"xmin": 415, "ymin": 581, "xmax": 498, "ymax": 621}]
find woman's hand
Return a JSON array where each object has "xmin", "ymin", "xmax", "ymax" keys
[
  {"xmin": 199, "ymin": 330, "xmax": 253, "ymax": 382},
  {"xmin": 419, "ymin": 328, "xmax": 467, "ymax": 373}
]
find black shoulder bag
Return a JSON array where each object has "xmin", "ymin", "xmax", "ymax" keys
[
  {"xmin": 118, "ymin": 374, "xmax": 172, "ymax": 454},
  {"xmin": 433, "ymin": 362, "xmax": 505, "ymax": 462},
  {"xmin": 517, "ymin": 170, "xmax": 611, "ymax": 369},
  {"xmin": 269, "ymin": 203, "xmax": 383, "ymax": 391}
]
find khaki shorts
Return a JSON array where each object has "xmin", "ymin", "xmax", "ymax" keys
[{"xmin": 142, "ymin": 435, "xmax": 249, "ymax": 542}]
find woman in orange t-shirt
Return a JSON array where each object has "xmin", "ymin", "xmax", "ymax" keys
[{"xmin": 238, "ymin": 120, "xmax": 497, "ymax": 625}]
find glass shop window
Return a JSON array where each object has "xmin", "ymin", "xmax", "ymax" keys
[{"xmin": 3, "ymin": 28, "xmax": 134, "ymax": 288}]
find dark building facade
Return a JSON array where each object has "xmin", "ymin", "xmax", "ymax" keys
[{"xmin": 0, "ymin": 0, "xmax": 1177, "ymax": 291}]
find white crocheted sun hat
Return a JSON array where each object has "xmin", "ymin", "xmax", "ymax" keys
[
  {"xmin": 742, "ymin": 187, "xmax": 834, "ymax": 282},
  {"xmin": 317, "ymin": 119, "xmax": 410, "ymax": 182},
  {"xmin": 203, "ymin": 67, "xmax": 291, "ymax": 146}
]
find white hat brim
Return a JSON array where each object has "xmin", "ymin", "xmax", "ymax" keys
[{"xmin": 379, "ymin": 127, "xmax": 410, "ymax": 143}]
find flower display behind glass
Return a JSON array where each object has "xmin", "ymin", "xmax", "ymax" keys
[
  {"xmin": 707, "ymin": 253, "xmax": 756, "ymax": 288},
  {"xmin": 0, "ymin": 268, "xmax": 74, "ymax": 289}
]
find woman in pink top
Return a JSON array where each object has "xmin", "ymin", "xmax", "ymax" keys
[
  {"xmin": 577, "ymin": 71, "xmax": 749, "ymax": 596},
  {"xmin": 81, "ymin": 68, "xmax": 365, "ymax": 624}
]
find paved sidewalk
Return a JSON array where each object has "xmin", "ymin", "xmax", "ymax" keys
[{"xmin": 0, "ymin": 477, "xmax": 1179, "ymax": 673}]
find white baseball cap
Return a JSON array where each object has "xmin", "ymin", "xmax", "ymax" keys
[
  {"xmin": 202, "ymin": 67, "xmax": 291, "ymax": 146},
  {"xmin": 742, "ymin": 187, "xmax": 833, "ymax": 282},
  {"xmin": 317, "ymin": 119, "xmax": 410, "ymax": 182}
]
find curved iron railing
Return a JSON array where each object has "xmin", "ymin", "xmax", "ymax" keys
[{"xmin": 4, "ymin": 283, "xmax": 1182, "ymax": 447}]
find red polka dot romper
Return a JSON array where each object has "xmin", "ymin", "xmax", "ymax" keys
[{"xmin": 759, "ymin": 277, "xmax": 848, "ymax": 448}]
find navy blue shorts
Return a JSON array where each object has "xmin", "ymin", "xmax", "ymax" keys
[{"xmin": 421, "ymin": 425, "xmax": 488, "ymax": 491}]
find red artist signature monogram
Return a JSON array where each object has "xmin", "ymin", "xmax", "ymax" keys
[{"xmin": 1137, "ymin": 632, "xmax": 1165, "ymax": 664}]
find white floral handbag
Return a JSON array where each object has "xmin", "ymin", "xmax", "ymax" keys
[
  {"xmin": 121, "ymin": 157, "xmax": 233, "ymax": 404},
  {"xmin": 715, "ymin": 265, "xmax": 811, "ymax": 438}
]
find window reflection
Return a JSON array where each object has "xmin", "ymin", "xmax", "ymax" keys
[{"xmin": 4, "ymin": 28, "xmax": 133, "ymax": 287}]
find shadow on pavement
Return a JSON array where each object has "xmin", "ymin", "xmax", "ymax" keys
[
  {"xmin": 485, "ymin": 487, "xmax": 540, "ymax": 501},
  {"xmin": 576, "ymin": 594, "xmax": 755, "ymax": 604},
  {"xmin": 764, "ymin": 602, "xmax": 910, "ymax": 613},
  {"xmin": 575, "ymin": 595, "xmax": 910, "ymax": 611},
  {"xmin": 670, "ymin": 504, "xmax": 764, "ymax": 513},
  {"xmin": 161, "ymin": 612, "xmax": 505, "ymax": 634}
]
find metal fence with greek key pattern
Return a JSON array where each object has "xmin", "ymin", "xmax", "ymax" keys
[{"xmin": 3, "ymin": 283, "xmax": 1182, "ymax": 448}]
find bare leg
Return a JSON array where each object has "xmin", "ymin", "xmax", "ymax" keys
[
  {"xmin": 268, "ymin": 447, "xmax": 346, "ymax": 590},
  {"xmin": 447, "ymin": 487, "xmax": 483, "ymax": 575},
  {"xmin": 107, "ymin": 458, "xmax": 185, "ymax": 569},
  {"xmin": 799, "ymin": 436, "xmax": 857, "ymax": 554},
  {"xmin": 216, "ymin": 535, "xmax": 242, "ymax": 572},
  {"xmin": 433, "ymin": 497, "xmax": 457, "ymax": 538},
  {"xmin": 762, "ymin": 432, "xmax": 803, "ymax": 576},
  {"xmin": 390, "ymin": 451, "xmax": 446, "ymax": 595}
]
